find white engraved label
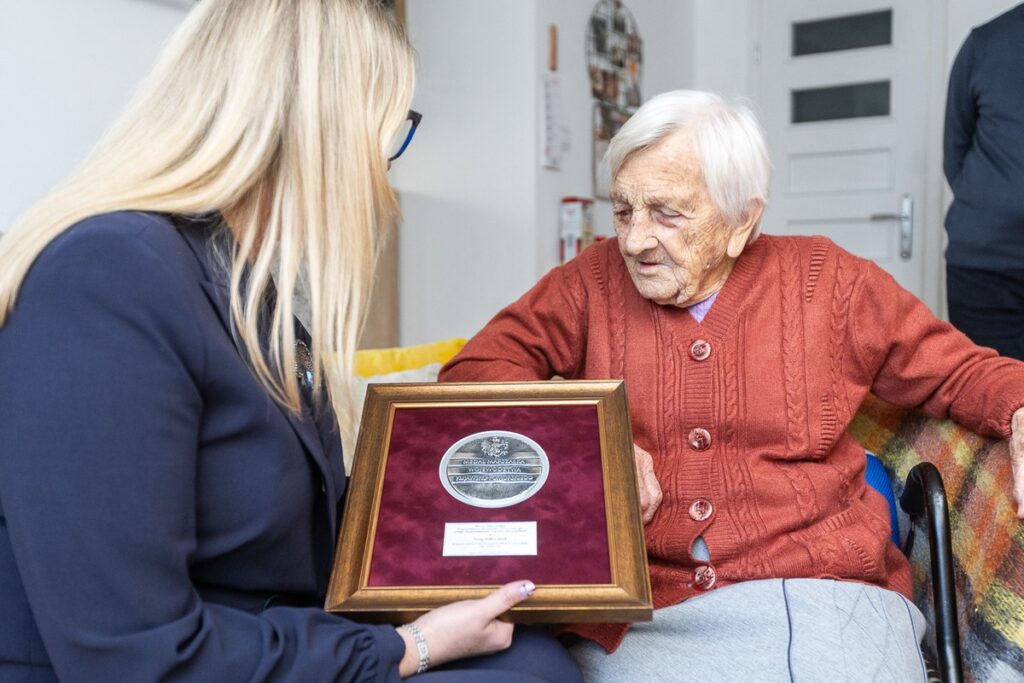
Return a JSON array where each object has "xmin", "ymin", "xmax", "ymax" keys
[{"xmin": 442, "ymin": 522, "xmax": 538, "ymax": 556}]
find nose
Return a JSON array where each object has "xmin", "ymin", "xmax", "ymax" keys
[{"xmin": 622, "ymin": 214, "xmax": 658, "ymax": 256}]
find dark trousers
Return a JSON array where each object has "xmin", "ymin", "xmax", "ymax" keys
[
  {"xmin": 422, "ymin": 626, "xmax": 584, "ymax": 683},
  {"xmin": 946, "ymin": 264, "xmax": 1024, "ymax": 361}
]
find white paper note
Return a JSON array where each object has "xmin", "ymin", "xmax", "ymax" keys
[{"xmin": 442, "ymin": 522, "xmax": 538, "ymax": 557}]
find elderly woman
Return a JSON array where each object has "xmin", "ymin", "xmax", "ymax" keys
[{"xmin": 440, "ymin": 90, "xmax": 1024, "ymax": 680}]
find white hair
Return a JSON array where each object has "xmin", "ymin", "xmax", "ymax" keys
[{"xmin": 605, "ymin": 90, "xmax": 771, "ymax": 237}]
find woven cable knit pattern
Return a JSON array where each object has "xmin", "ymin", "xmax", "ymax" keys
[
  {"xmin": 780, "ymin": 463, "xmax": 821, "ymax": 526},
  {"xmin": 605, "ymin": 254, "xmax": 628, "ymax": 379},
  {"xmin": 655, "ymin": 309, "xmax": 680, "ymax": 464},
  {"xmin": 792, "ymin": 509, "xmax": 866, "ymax": 577},
  {"xmin": 651, "ymin": 309, "xmax": 671, "ymax": 487},
  {"xmin": 829, "ymin": 255, "xmax": 857, "ymax": 420},
  {"xmin": 563, "ymin": 262, "xmax": 588, "ymax": 315},
  {"xmin": 831, "ymin": 460, "xmax": 856, "ymax": 507},
  {"xmin": 720, "ymin": 331, "xmax": 773, "ymax": 578},
  {"xmin": 647, "ymin": 309, "xmax": 682, "ymax": 562},
  {"xmin": 821, "ymin": 260, "xmax": 860, "ymax": 499},
  {"xmin": 778, "ymin": 239, "xmax": 807, "ymax": 455},
  {"xmin": 557, "ymin": 269, "xmax": 588, "ymax": 377},
  {"xmin": 815, "ymin": 255, "xmax": 856, "ymax": 458}
]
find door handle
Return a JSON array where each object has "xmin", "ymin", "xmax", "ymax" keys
[{"xmin": 869, "ymin": 194, "xmax": 914, "ymax": 260}]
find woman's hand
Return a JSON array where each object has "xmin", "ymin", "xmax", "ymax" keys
[
  {"xmin": 1010, "ymin": 408, "xmax": 1024, "ymax": 519},
  {"xmin": 634, "ymin": 443, "xmax": 663, "ymax": 524},
  {"xmin": 396, "ymin": 580, "xmax": 536, "ymax": 677}
]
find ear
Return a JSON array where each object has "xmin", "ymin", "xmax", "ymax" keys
[{"xmin": 726, "ymin": 199, "xmax": 764, "ymax": 259}]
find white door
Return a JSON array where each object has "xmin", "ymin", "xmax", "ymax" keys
[{"xmin": 754, "ymin": 0, "xmax": 933, "ymax": 299}]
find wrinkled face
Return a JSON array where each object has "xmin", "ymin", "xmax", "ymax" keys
[{"xmin": 611, "ymin": 130, "xmax": 756, "ymax": 308}]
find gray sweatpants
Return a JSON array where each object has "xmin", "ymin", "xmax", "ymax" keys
[{"xmin": 570, "ymin": 578, "xmax": 928, "ymax": 682}]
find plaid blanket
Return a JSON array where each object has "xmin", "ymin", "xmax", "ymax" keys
[{"xmin": 850, "ymin": 394, "xmax": 1024, "ymax": 683}]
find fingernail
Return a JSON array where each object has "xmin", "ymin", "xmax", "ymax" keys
[{"xmin": 520, "ymin": 581, "xmax": 536, "ymax": 597}]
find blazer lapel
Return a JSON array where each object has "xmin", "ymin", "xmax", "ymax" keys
[{"xmin": 176, "ymin": 217, "xmax": 339, "ymax": 534}]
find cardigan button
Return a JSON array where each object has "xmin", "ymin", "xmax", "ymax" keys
[
  {"xmin": 688, "ymin": 428, "xmax": 712, "ymax": 451},
  {"xmin": 692, "ymin": 564, "xmax": 717, "ymax": 590},
  {"xmin": 689, "ymin": 498, "xmax": 714, "ymax": 522},
  {"xmin": 689, "ymin": 339, "xmax": 712, "ymax": 361}
]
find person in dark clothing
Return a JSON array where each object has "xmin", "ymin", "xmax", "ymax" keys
[
  {"xmin": 0, "ymin": 1, "xmax": 583, "ymax": 681},
  {"xmin": 944, "ymin": 3, "xmax": 1024, "ymax": 360}
]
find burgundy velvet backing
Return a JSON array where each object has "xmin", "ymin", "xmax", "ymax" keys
[{"xmin": 367, "ymin": 404, "xmax": 611, "ymax": 586}]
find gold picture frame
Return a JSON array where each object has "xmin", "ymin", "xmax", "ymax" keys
[{"xmin": 326, "ymin": 380, "xmax": 652, "ymax": 624}]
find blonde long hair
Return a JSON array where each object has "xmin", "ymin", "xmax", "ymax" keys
[{"xmin": 0, "ymin": 0, "xmax": 415, "ymax": 439}]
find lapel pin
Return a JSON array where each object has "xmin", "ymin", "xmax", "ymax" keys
[{"xmin": 294, "ymin": 339, "xmax": 315, "ymax": 389}]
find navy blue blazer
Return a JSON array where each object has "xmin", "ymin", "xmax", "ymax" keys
[
  {"xmin": 943, "ymin": 3, "xmax": 1024, "ymax": 270},
  {"xmin": 0, "ymin": 212, "xmax": 404, "ymax": 681}
]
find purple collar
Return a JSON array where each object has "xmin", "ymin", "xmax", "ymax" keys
[{"xmin": 686, "ymin": 291, "xmax": 719, "ymax": 323}]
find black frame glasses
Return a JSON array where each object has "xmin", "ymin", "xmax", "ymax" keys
[{"xmin": 388, "ymin": 109, "xmax": 422, "ymax": 162}]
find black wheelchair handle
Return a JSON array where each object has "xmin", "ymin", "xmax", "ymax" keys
[{"xmin": 899, "ymin": 462, "xmax": 964, "ymax": 683}]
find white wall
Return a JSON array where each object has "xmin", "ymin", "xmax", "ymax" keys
[
  {"xmin": 0, "ymin": 0, "xmax": 187, "ymax": 232},
  {"xmin": 6, "ymin": 0, "xmax": 1008, "ymax": 341},
  {"xmin": 532, "ymin": 0, "xmax": 692, "ymax": 277},
  {"xmin": 396, "ymin": 0, "xmax": 695, "ymax": 344},
  {"xmin": 393, "ymin": 0, "xmax": 1019, "ymax": 343},
  {"xmin": 393, "ymin": 0, "xmax": 539, "ymax": 346},
  {"xmin": 690, "ymin": 0, "xmax": 752, "ymax": 99}
]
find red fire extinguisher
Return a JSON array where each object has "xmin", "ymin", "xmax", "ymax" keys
[{"xmin": 559, "ymin": 197, "xmax": 595, "ymax": 264}]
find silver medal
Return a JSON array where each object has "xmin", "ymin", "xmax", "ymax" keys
[{"xmin": 438, "ymin": 431, "xmax": 550, "ymax": 508}]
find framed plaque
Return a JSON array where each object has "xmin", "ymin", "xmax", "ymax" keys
[{"xmin": 326, "ymin": 380, "xmax": 652, "ymax": 623}]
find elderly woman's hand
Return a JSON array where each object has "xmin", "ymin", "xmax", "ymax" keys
[
  {"xmin": 634, "ymin": 444, "xmax": 663, "ymax": 524},
  {"xmin": 1011, "ymin": 408, "xmax": 1024, "ymax": 519}
]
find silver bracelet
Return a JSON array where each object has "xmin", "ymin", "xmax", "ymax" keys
[{"xmin": 400, "ymin": 623, "xmax": 429, "ymax": 674}]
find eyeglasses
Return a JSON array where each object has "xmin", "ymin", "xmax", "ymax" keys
[{"xmin": 388, "ymin": 109, "xmax": 422, "ymax": 162}]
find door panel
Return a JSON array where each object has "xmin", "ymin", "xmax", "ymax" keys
[{"xmin": 756, "ymin": 0, "xmax": 930, "ymax": 297}]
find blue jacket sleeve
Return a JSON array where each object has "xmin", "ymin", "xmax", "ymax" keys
[
  {"xmin": 943, "ymin": 30, "xmax": 978, "ymax": 186},
  {"xmin": 0, "ymin": 217, "xmax": 404, "ymax": 682}
]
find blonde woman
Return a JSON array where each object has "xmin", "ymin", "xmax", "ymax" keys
[{"xmin": 0, "ymin": 2, "xmax": 581, "ymax": 681}]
